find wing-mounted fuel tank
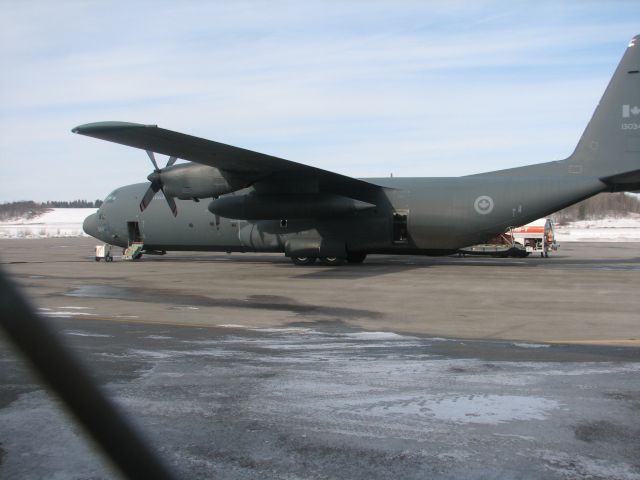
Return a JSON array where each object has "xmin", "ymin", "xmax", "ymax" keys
[
  {"xmin": 208, "ymin": 193, "xmax": 375, "ymax": 220},
  {"xmin": 160, "ymin": 163, "xmax": 248, "ymax": 200}
]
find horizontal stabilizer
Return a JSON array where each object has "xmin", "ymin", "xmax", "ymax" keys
[{"xmin": 601, "ymin": 169, "xmax": 640, "ymax": 192}]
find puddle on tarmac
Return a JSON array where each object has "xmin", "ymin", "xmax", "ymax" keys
[{"xmin": 65, "ymin": 285, "xmax": 380, "ymax": 319}]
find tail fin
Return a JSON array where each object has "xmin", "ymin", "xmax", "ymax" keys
[
  {"xmin": 568, "ymin": 34, "xmax": 640, "ymax": 190},
  {"xmin": 477, "ymin": 35, "xmax": 640, "ymax": 190}
]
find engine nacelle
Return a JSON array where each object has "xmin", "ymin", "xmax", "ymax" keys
[
  {"xmin": 160, "ymin": 163, "xmax": 247, "ymax": 199},
  {"xmin": 208, "ymin": 193, "xmax": 376, "ymax": 220}
]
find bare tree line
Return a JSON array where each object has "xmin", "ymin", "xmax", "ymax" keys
[{"xmin": 551, "ymin": 193, "xmax": 640, "ymax": 224}]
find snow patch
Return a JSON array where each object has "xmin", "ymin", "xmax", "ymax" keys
[
  {"xmin": 513, "ymin": 343, "xmax": 550, "ymax": 349},
  {"xmin": 353, "ymin": 394, "xmax": 559, "ymax": 425},
  {"xmin": 554, "ymin": 214, "xmax": 640, "ymax": 242},
  {"xmin": 42, "ymin": 311, "xmax": 96, "ymax": 317},
  {"xmin": 342, "ymin": 331, "xmax": 414, "ymax": 340},
  {"xmin": 251, "ymin": 327, "xmax": 319, "ymax": 334},
  {"xmin": 539, "ymin": 450, "xmax": 640, "ymax": 480},
  {"xmin": 436, "ymin": 450, "xmax": 472, "ymax": 462},
  {"xmin": 129, "ymin": 348, "xmax": 227, "ymax": 359},
  {"xmin": 128, "ymin": 349, "xmax": 174, "ymax": 359},
  {"xmin": 0, "ymin": 208, "xmax": 94, "ymax": 238},
  {"xmin": 63, "ymin": 330, "xmax": 113, "ymax": 338}
]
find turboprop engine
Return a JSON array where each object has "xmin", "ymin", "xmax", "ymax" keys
[
  {"xmin": 158, "ymin": 163, "xmax": 246, "ymax": 200},
  {"xmin": 139, "ymin": 151, "xmax": 247, "ymax": 216}
]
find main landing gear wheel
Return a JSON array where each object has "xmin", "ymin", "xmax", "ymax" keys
[
  {"xmin": 346, "ymin": 252, "xmax": 367, "ymax": 264},
  {"xmin": 320, "ymin": 257, "xmax": 345, "ymax": 266},
  {"xmin": 291, "ymin": 256, "xmax": 317, "ymax": 265}
]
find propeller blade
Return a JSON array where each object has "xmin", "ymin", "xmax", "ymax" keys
[
  {"xmin": 164, "ymin": 191, "xmax": 178, "ymax": 217},
  {"xmin": 139, "ymin": 183, "xmax": 160, "ymax": 212},
  {"xmin": 146, "ymin": 150, "xmax": 160, "ymax": 171},
  {"xmin": 143, "ymin": 151, "xmax": 178, "ymax": 216}
]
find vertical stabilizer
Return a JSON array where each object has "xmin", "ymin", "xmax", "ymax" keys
[
  {"xmin": 568, "ymin": 35, "xmax": 640, "ymax": 184},
  {"xmin": 477, "ymin": 35, "xmax": 640, "ymax": 189}
]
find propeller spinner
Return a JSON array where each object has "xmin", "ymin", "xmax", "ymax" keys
[{"xmin": 139, "ymin": 151, "xmax": 178, "ymax": 216}]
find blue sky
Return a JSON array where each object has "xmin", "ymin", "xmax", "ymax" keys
[{"xmin": 0, "ymin": 1, "xmax": 638, "ymax": 201}]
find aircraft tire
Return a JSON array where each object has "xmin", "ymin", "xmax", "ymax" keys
[
  {"xmin": 320, "ymin": 257, "xmax": 345, "ymax": 266},
  {"xmin": 346, "ymin": 252, "xmax": 367, "ymax": 263},
  {"xmin": 291, "ymin": 256, "xmax": 317, "ymax": 266}
]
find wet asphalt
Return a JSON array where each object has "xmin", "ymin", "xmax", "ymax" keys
[
  {"xmin": 1, "ymin": 239, "xmax": 639, "ymax": 479},
  {"xmin": 1, "ymin": 318, "xmax": 639, "ymax": 479}
]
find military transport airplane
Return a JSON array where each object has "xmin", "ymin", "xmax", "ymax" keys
[{"xmin": 77, "ymin": 35, "xmax": 640, "ymax": 265}]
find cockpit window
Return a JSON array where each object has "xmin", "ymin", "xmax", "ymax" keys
[{"xmin": 105, "ymin": 194, "xmax": 117, "ymax": 203}]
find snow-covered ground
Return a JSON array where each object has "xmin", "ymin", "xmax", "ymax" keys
[
  {"xmin": 554, "ymin": 214, "xmax": 640, "ymax": 242},
  {"xmin": 1, "ymin": 208, "xmax": 640, "ymax": 241},
  {"xmin": 0, "ymin": 208, "xmax": 94, "ymax": 238}
]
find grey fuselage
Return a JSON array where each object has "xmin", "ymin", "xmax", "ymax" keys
[{"xmin": 84, "ymin": 172, "xmax": 606, "ymax": 256}]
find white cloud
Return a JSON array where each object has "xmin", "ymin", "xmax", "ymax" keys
[{"xmin": 0, "ymin": 1, "xmax": 637, "ymax": 201}]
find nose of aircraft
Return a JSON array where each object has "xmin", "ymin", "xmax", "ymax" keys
[{"xmin": 83, "ymin": 213, "xmax": 99, "ymax": 238}]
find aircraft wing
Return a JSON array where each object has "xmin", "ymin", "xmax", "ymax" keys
[{"xmin": 73, "ymin": 121, "xmax": 383, "ymax": 194}]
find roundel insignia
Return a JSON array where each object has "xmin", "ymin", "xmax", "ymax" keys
[{"xmin": 474, "ymin": 195, "xmax": 494, "ymax": 215}]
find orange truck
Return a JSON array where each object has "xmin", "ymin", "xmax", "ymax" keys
[{"xmin": 510, "ymin": 218, "xmax": 558, "ymax": 257}]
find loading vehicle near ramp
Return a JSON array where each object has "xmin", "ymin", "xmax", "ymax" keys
[
  {"xmin": 459, "ymin": 218, "xmax": 557, "ymax": 258},
  {"xmin": 511, "ymin": 219, "xmax": 558, "ymax": 257},
  {"xmin": 78, "ymin": 36, "xmax": 640, "ymax": 265},
  {"xmin": 94, "ymin": 243, "xmax": 113, "ymax": 262}
]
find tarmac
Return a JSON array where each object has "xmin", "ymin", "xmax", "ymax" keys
[
  {"xmin": 1, "ymin": 237, "xmax": 639, "ymax": 344},
  {"xmin": 1, "ymin": 238, "xmax": 639, "ymax": 479}
]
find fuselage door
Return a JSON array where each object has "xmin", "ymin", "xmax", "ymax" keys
[
  {"xmin": 127, "ymin": 221, "xmax": 143, "ymax": 244},
  {"xmin": 392, "ymin": 210, "xmax": 409, "ymax": 244}
]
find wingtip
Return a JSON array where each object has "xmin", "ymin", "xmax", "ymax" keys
[{"xmin": 72, "ymin": 121, "xmax": 157, "ymax": 135}]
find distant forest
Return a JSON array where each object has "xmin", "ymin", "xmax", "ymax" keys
[
  {"xmin": 41, "ymin": 199, "xmax": 104, "ymax": 208},
  {"xmin": 1, "ymin": 194, "xmax": 639, "ymax": 223},
  {"xmin": 551, "ymin": 192, "xmax": 640, "ymax": 224},
  {"xmin": 0, "ymin": 200, "xmax": 102, "ymax": 221}
]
